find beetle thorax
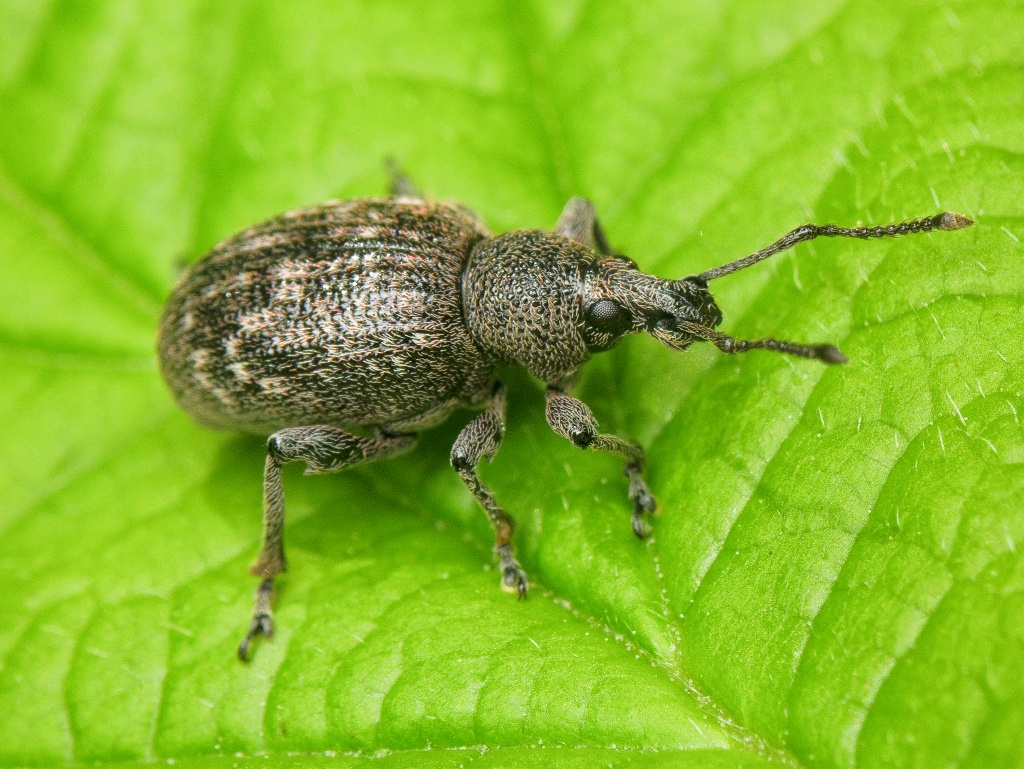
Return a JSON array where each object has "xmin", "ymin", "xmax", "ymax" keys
[{"xmin": 462, "ymin": 230, "xmax": 593, "ymax": 383}]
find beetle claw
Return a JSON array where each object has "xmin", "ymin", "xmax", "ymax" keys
[
  {"xmin": 632, "ymin": 508, "xmax": 653, "ymax": 539},
  {"xmin": 238, "ymin": 612, "xmax": 274, "ymax": 662},
  {"xmin": 497, "ymin": 548, "xmax": 529, "ymax": 599},
  {"xmin": 502, "ymin": 564, "xmax": 529, "ymax": 597},
  {"xmin": 509, "ymin": 569, "xmax": 529, "ymax": 599}
]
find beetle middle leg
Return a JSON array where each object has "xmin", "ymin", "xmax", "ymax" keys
[
  {"xmin": 240, "ymin": 426, "xmax": 416, "ymax": 661},
  {"xmin": 545, "ymin": 387, "xmax": 656, "ymax": 538},
  {"xmin": 450, "ymin": 383, "xmax": 528, "ymax": 597},
  {"xmin": 554, "ymin": 197, "xmax": 614, "ymax": 255}
]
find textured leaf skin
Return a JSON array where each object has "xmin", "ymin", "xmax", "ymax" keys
[{"xmin": 0, "ymin": 2, "xmax": 1020, "ymax": 768}]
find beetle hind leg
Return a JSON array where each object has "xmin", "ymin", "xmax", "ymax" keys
[
  {"xmin": 239, "ymin": 426, "xmax": 416, "ymax": 661},
  {"xmin": 450, "ymin": 383, "xmax": 528, "ymax": 597}
]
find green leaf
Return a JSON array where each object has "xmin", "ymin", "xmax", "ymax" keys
[{"xmin": 1, "ymin": 1, "xmax": 1021, "ymax": 767}]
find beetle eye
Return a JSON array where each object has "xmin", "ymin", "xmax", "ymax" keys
[{"xmin": 586, "ymin": 299, "xmax": 632, "ymax": 335}]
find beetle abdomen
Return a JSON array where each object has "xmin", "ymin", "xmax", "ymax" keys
[{"xmin": 158, "ymin": 198, "xmax": 494, "ymax": 434}]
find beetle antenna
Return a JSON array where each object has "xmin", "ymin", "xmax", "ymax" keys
[
  {"xmin": 680, "ymin": 322, "xmax": 847, "ymax": 364},
  {"xmin": 699, "ymin": 212, "xmax": 973, "ymax": 282}
]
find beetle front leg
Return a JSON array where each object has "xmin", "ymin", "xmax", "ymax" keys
[
  {"xmin": 450, "ymin": 383, "xmax": 528, "ymax": 597},
  {"xmin": 545, "ymin": 387, "xmax": 657, "ymax": 538},
  {"xmin": 241, "ymin": 426, "xmax": 416, "ymax": 661},
  {"xmin": 385, "ymin": 157, "xmax": 420, "ymax": 197},
  {"xmin": 554, "ymin": 197, "xmax": 614, "ymax": 255}
]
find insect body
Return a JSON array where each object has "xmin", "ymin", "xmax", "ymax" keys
[{"xmin": 158, "ymin": 176, "xmax": 972, "ymax": 660}]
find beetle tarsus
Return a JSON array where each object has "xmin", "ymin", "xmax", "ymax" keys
[
  {"xmin": 238, "ymin": 577, "xmax": 275, "ymax": 662},
  {"xmin": 626, "ymin": 461, "xmax": 656, "ymax": 538},
  {"xmin": 497, "ymin": 544, "xmax": 529, "ymax": 598},
  {"xmin": 631, "ymin": 507, "xmax": 652, "ymax": 539}
]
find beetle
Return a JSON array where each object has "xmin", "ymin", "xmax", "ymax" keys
[{"xmin": 157, "ymin": 168, "xmax": 972, "ymax": 660}]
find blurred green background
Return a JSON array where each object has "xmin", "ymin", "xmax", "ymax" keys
[{"xmin": 0, "ymin": 1, "xmax": 1022, "ymax": 767}]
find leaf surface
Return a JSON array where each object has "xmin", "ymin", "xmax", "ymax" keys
[{"xmin": 1, "ymin": 1, "xmax": 1021, "ymax": 767}]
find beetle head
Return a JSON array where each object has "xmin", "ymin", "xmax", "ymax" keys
[
  {"xmin": 581, "ymin": 256, "xmax": 723, "ymax": 353},
  {"xmin": 583, "ymin": 252, "xmax": 845, "ymax": 363}
]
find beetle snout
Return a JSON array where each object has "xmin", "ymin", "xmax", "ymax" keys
[{"xmin": 676, "ymin": 277, "xmax": 723, "ymax": 328}]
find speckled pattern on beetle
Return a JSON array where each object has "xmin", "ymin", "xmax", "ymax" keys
[{"xmin": 157, "ymin": 174, "xmax": 972, "ymax": 661}]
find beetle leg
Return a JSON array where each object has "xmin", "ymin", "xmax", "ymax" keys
[
  {"xmin": 554, "ymin": 197, "xmax": 614, "ymax": 255},
  {"xmin": 240, "ymin": 426, "xmax": 416, "ymax": 661},
  {"xmin": 544, "ymin": 387, "xmax": 657, "ymax": 538},
  {"xmin": 385, "ymin": 157, "xmax": 420, "ymax": 197},
  {"xmin": 450, "ymin": 383, "xmax": 527, "ymax": 597}
]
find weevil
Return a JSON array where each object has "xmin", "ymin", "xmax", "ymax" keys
[{"xmin": 157, "ymin": 168, "xmax": 972, "ymax": 660}]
